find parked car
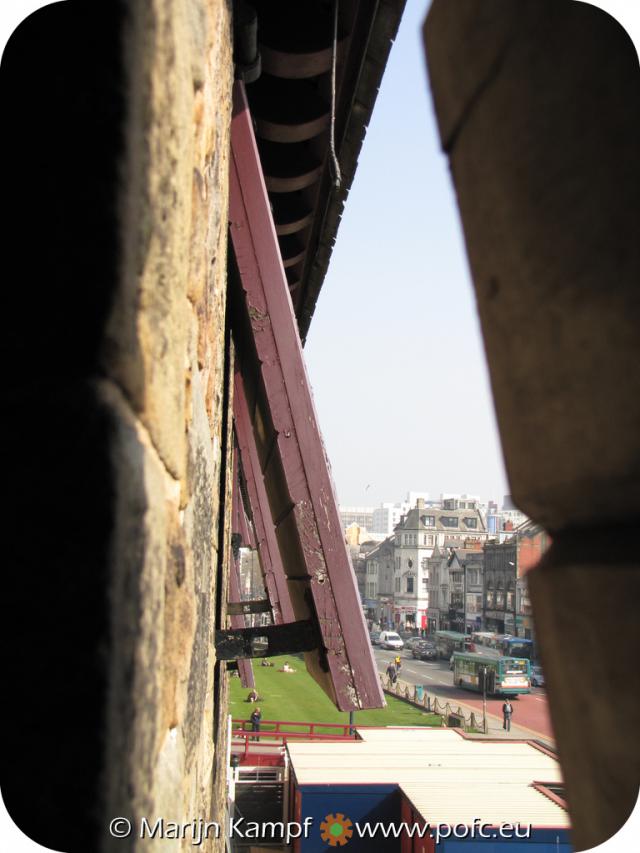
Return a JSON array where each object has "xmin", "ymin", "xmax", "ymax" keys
[
  {"xmin": 369, "ymin": 631, "xmax": 381, "ymax": 646},
  {"xmin": 412, "ymin": 641, "xmax": 437, "ymax": 661},
  {"xmin": 404, "ymin": 636, "xmax": 425, "ymax": 653},
  {"xmin": 378, "ymin": 630, "xmax": 404, "ymax": 650},
  {"xmin": 531, "ymin": 665, "xmax": 545, "ymax": 687}
]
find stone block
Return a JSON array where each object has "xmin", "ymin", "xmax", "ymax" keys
[
  {"xmin": 528, "ymin": 536, "xmax": 640, "ymax": 850},
  {"xmin": 424, "ymin": 0, "xmax": 640, "ymax": 530},
  {"xmin": 105, "ymin": 0, "xmax": 232, "ymax": 489}
]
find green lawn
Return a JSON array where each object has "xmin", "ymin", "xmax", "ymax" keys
[{"xmin": 229, "ymin": 655, "xmax": 442, "ymax": 730}]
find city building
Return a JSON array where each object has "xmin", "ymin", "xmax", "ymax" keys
[
  {"xmin": 446, "ymin": 544, "xmax": 485, "ymax": 634},
  {"xmin": 426, "ymin": 544, "xmax": 448, "ymax": 633},
  {"xmin": 440, "ymin": 492, "xmax": 482, "ymax": 509},
  {"xmin": 364, "ymin": 536, "xmax": 395, "ymax": 627},
  {"xmin": 370, "ymin": 493, "xmax": 431, "ymax": 536},
  {"xmin": 483, "ymin": 540, "xmax": 518, "ymax": 634},
  {"xmin": 426, "ymin": 542, "xmax": 484, "ymax": 634},
  {"xmin": 339, "ymin": 505, "xmax": 375, "ymax": 532},
  {"xmin": 371, "ymin": 502, "xmax": 406, "ymax": 536},
  {"xmin": 463, "ymin": 547, "xmax": 485, "ymax": 634},
  {"xmin": 514, "ymin": 521, "xmax": 551, "ymax": 643},
  {"xmin": 393, "ymin": 498, "xmax": 487, "ymax": 630}
]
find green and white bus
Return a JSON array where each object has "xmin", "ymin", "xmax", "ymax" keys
[
  {"xmin": 434, "ymin": 630, "xmax": 471, "ymax": 659},
  {"xmin": 452, "ymin": 651, "xmax": 531, "ymax": 696}
]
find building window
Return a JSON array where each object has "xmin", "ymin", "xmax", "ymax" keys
[
  {"xmin": 441, "ymin": 517, "xmax": 459, "ymax": 528},
  {"xmin": 406, "ymin": 577, "xmax": 414, "ymax": 593},
  {"xmin": 395, "ymin": 578, "xmax": 401, "ymax": 592},
  {"xmin": 464, "ymin": 517, "xmax": 478, "ymax": 529}
]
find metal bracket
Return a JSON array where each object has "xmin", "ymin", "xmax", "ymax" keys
[
  {"xmin": 215, "ymin": 619, "xmax": 318, "ymax": 661},
  {"xmin": 227, "ymin": 598, "xmax": 271, "ymax": 616}
]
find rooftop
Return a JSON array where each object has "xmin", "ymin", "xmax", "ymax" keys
[
  {"xmin": 396, "ymin": 505, "xmax": 487, "ymax": 533},
  {"xmin": 286, "ymin": 728, "xmax": 569, "ymax": 828}
]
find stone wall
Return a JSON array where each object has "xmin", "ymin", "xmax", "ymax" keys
[
  {"xmin": 102, "ymin": 1, "xmax": 234, "ymax": 850},
  {"xmin": 3, "ymin": 2, "xmax": 234, "ymax": 852},
  {"xmin": 424, "ymin": 1, "xmax": 640, "ymax": 849}
]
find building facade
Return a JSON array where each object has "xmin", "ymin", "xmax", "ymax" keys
[
  {"xmin": 339, "ymin": 505, "xmax": 375, "ymax": 532},
  {"xmin": 483, "ymin": 540, "xmax": 518, "ymax": 634},
  {"xmin": 393, "ymin": 498, "xmax": 487, "ymax": 630},
  {"xmin": 363, "ymin": 536, "xmax": 395, "ymax": 627}
]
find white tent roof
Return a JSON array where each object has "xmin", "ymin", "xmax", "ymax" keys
[{"xmin": 286, "ymin": 728, "xmax": 569, "ymax": 828}]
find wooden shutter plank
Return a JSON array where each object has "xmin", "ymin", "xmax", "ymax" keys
[{"xmin": 228, "ymin": 81, "xmax": 383, "ymax": 711}]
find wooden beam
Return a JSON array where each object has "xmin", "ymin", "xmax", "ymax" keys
[
  {"xmin": 234, "ymin": 372, "xmax": 294, "ymax": 625},
  {"xmin": 227, "ymin": 520, "xmax": 255, "ymax": 690},
  {"xmin": 228, "ymin": 80, "xmax": 383, "ymax": 711}
]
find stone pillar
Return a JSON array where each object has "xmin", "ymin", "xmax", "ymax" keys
[
  {"xmin": 424, "ymin": 1, "xmax": 640, "ymax": 848},
  {"xmin": 3, "ymin": 2, "xmax": 234, "ymax": 851},
  {"xmin": 102, "ymin": 1, "xmax": 234, "ymax": 850}
]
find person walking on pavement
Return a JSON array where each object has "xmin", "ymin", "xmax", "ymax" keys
[
  {"xmin": 394, "ymin": 654, "xmax": 402, "ymax": 672},
  {"xmin": 250, "ymin": 706, "xmax": 262, "ymax": 741},
  {"xmin": 386, "ymin": 662, "xmax": 397, "ymax": 685},
  {"xmin": 502, "ymin": 699, "xmax": 513, "ymax": 732}
]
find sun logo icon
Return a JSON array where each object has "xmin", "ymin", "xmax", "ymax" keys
[{"xmin": 319, "ymin": 813, "xmax": 354, "ymax": 846}]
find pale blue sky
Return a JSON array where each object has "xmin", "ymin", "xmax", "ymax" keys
[{"xmin": 305, "ymin": 0, "xmax": 509, "ymax": 508}]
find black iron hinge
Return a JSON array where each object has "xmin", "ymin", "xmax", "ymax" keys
[{"xmin": 215, "ymin": 619, "xmax": 318, "ymax": 660}]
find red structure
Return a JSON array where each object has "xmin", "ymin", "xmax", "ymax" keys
[
  {"xmin": 517, "ymin": 524, "xmax": 551, "ymax": 576},
  {"xmin": 227, "ymin": 81, "xmax": 383, "ymax": 712}
]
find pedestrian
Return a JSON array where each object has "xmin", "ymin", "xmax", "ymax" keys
[
  {"xmin": 502, "ymin": 699, "xmax": 513, "ymax": 732},
  {"xmin": 394, "ymin": 654, "xmax": 402, "ymax": 672},
  {"xmin": 250, "ymin": 706, "xmax": 262, "ymax": 741},
  {"xmin": 386, "ymin": 662, "xmax": 397, "ymax": 685}
]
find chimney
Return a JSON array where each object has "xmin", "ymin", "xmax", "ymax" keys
[{"xmin": 417, "ymin": 498, "xmax": 425, "ymax": 509}]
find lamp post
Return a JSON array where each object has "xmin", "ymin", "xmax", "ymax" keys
[
  {"xmin": 463, "ymin": 560, "xmax": 467, "ymax": 636},
  {"xmin": 481, "ymin": 665, "xmax": 488, "ymax": 734},
  {"xmin": 507, "ymin": 560, "xmax": 517, "ymax": 635}
]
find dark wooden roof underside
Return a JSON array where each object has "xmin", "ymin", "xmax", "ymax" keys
[{"xmin": 247, "ymin": 0, "xmax": 407, "ymax": 340}]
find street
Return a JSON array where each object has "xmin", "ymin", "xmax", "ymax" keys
[{"xmin": 374, "ymin": 646, "xmax": 555, "ymax": 744}]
